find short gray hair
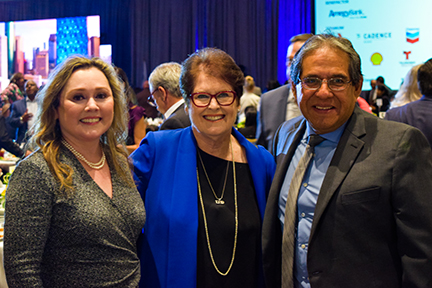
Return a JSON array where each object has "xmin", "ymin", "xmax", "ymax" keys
[
  {"xmin": 149, "ymin": 62, "xmax": 182, "ymax": 98},
  {"xmin": 290, "ymin": 34, "xmax": 363, "ymax": 87}
]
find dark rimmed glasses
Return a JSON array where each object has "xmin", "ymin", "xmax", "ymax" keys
[
  {"xmin": 190, "ymin": 91, "xmax": 237, "ymax": 108},
  {"xmin": 299, "ymin": 77, "xmax": 352, "ymax": 91},
  {"xmin": 147, "ymin": 87, "xmax": 159, "ymax": 107}
]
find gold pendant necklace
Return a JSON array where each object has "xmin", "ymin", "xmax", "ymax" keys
[
  {"xmin": 197, "ymin": 148, "xmax": 229, "ymax": 205},
  {"xmin": 62, "ymin": 139, "xmax": 106, "ymax": 170},
  {"xmin": 196, "ymin": 137, "xmax": 238, "ymax": 276}
]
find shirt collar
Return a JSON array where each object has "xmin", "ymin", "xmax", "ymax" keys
[
  {"xmin": 164, "ymin": 98, "xmax": 185, "ymax": 119},
  {"xmin": 305, "ymin": 121, "xmax": 347, "ymax": 144}
]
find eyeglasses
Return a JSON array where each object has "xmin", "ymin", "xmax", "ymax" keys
[
  {"xmin": 299, "ymin": 77, "xmax": 352, "ymax": 91},
  {"xmin": 190, "ymin": 91, "xmax": 237, "ymax": 108},
  {"xmin": 147, "ymin": 87, "xmax": 159, "ymax": 107}
]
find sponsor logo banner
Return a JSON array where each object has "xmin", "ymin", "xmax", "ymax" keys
[{"xmin": 406, "ymin": 28, "xmax": 419, "ymax": 43}]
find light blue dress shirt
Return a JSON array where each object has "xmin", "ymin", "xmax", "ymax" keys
[{"xmin": 278, "ymin": 122, "xmax": 346, "ymax": 288}]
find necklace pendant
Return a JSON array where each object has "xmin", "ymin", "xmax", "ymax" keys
[{"xmin": 215, "ymin": 199, "xmax": 225, "ymax": 205}]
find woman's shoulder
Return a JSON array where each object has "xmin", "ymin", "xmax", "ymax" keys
[{"xmin": 11, "ymin": 150, "xmax": 57, "ymax": 187}]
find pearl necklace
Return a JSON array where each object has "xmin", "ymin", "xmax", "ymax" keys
[
  {"xmin": 61, "ymin": 139, "xmax": 106, "ymax": 170},
  {"xmin": 196, "ymin": 137, "xmax": 237, "ymax": 276}
]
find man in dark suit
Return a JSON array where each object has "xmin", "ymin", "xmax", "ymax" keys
[
  {"xmin": 262, "ymin": 34, "xmax": 432, "ymax": 288},
  {"xmin": 256, "ymin": 33, "xmax": 313, "ymax": 150},
  {"xmin": 148, "ymin": 62, "xmax": 191, "ymax": 130},
  {"xmin": 385, "ymin": 58, "xmax": 432, "ymax": 149},
  {"xmin": 9, "ymin": 80, "xmax": 39, "ymax": 144}
]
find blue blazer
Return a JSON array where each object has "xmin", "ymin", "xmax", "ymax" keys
[{"xmin": 130, "ymin": 127, "xmax": 276, "ymax": 288}]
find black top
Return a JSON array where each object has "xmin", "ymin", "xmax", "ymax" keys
[{"xmin": 196, "ymin": 148, "xmax": 261, "ymax": 288}]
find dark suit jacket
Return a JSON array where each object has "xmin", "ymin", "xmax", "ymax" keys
[
  {"xmin": 385, "ymin": 96, "xmax": 432, "ymax": 149},
  {"xmin": 159, "ymin": 103, "xmax": 191, "ymax": 130},
  {"xmin": 262, "ymin": 107, "xmax": 432, "ymax": 288},
  {"xmin": 9, "ymin": 97, "xmax": 28, "ymax": 144},
  {"xmin": 256, "ymin": 85, "xmax": 294, "ymax": 150},
  {"xmin": 0, "ymin": 116, "xmax": 24, "ymax": 157}
]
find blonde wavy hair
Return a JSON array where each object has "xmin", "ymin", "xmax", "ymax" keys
[
  {"xmin": 29, "ymin": 55, "xmax": 133, "ymax": 197},
  {"xmin": 390, "ymin": 64, "xmax": 422, "ymax": 108}
]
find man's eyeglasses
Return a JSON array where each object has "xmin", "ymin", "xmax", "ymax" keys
[
  {"xmin": 147, "ymin": 87, "xmax": 159, "ymax": 107},
  {"xmin": 190, "ymin": 91, "xmax": 237, "ymax": 108},
  {"xmin": 299, "ymin": 77, "xmax": 352, "ymax": 91}
]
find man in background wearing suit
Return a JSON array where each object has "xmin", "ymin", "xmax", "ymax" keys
[
  {"xmin": 256, "ymin": 33, "xmax": 313, "ymax": 150},
  {"xmin": 9, "ymin": 80, "xmax": 39, "ymax": 144},
  {"xmin": 262, "ymin": 34, "xmax": 432, "ymax": 288},
  {"xmin": 385, "ymin": 58, "xmax": 432, "ymax": 149},
  {"xmin": 148, "ymin": 62, "xmax": 191, "ymax": 130}
]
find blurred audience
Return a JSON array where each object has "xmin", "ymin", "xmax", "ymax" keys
[
  {"xmin": 8, "ymin": 79, "xmax": 39, "ymax": 144},
  {"xmin": 1, "ymin": 72, "xmax": 25, "ymax": 105},
  {"xmin": 239, "ymin": 75, "xmax": 260, "ymax": 122},
  {"xmin": 115, "ymin": 67, "xmax": 147, "ymax": 154},
  {"xmin": 238, "ymin": 106, "xmax": 258, "ymax": 139},
  {"xmin": 148, "ymin": 62, "xmax": 191, "ymax": 130},
  {"xmin": 385, "ymin": 58, "xmax": 432, "ymax": 148},
  {"xmin": 264, "ymin": 79, "xmax": 281, "ymax": 92},
  {"xmin": 389, "ymin": 64, "xmax": 422, "ymax": 109},
  {"xmin": 0, "ymin": 109, "xmax": 27, "ymax": 158},
  {"xmin": 256, "ymin": 33, "xmax": 313, "ymax": 150},
  {"xmin": 2, "ymin": 103, "xmax": 15, "ymax": 140},
  {"xmin": 135, "ymin": 80, "xmax": 161, "ymax": 119}
]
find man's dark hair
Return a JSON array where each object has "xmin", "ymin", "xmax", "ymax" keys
[
  {"xmin": 418, "ymin": 58, "xmax": 432, "ymax": 96},
  {"xmin": 376, "ymin": 76, "xmax": 385, "ymax": 84}
]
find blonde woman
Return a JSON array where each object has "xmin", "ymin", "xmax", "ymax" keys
[
  {"xmin": 4, "ymin": 56, "xmax": 145, "ymax": 287},
  {"xmin": 389, "ymin": 64, "xmax": 422, "ymax": 108}
]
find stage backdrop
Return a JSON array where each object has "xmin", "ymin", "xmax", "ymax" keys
[
  {"xmin": 316, "ymin": 0, "xmax": 432, "ymax": 90},
  {"xmin": 0, "ymin": 0, "xmax": 313, "ymax": 89}
]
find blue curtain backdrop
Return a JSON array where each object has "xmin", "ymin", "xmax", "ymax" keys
[{"xmin": 0, "ymin": 0, "xmax": 312, "ymax": 89}]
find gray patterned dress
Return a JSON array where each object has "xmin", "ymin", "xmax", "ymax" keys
[{"xmin": 4, "ymin": 147, "xmax": 146, "ymax": 287}]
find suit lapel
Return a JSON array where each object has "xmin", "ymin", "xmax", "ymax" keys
[
  {"xmin": 310, "ymin": 107, "xmax": 366, "ymax": 239},
  {"xmin": 278, "ymin": 85, "xmax": 290, "ymax": 123}
]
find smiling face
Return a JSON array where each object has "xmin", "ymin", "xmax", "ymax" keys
[
  {"xmin": 56, "ymin": 67, "xmax": 114, "ymax": 146},
  {"xmin": 188, "ymin": 72, "xmax": 239, "ymax": 141},
  {"xmin": 293, "ymin": 47, "xmax": 362, "ymax": 134},
  {"xmin": 25, "ymin": 80, "xmax": 38, "ymax": 100}
]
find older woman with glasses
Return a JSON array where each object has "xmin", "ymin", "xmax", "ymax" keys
[{"xmin": 130, "ymin": 48, "xmax": 276, "ymax": 288}]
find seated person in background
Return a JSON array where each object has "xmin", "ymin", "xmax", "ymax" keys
[
  {"xmin": 115, "ymin": 67, "xmax": 147, "ymax": 154},
  {"xmin": 4, "ymin": 56, "xmax": 145, "ymax": 287},
  {"xmin": 0, "ymin": 72, "xmax": 25, "ymax": 105},
  {"xmin": 385, "ymin": 58, "xmax": 432, "ymax": 149},
  {"xmin": 239, "ymin": 75, "xmax": 260, "ymax": 122},
  {"xmin": 264, "ymin": 79, "xmax": 281, "ymax": 93},
  {"xmin": 356, "ymin": 96, "xmax": 372, "ymax": 113},
  {"xmin": 0, "ymin": 112, "xmax": 27, "ymax": 158},
  {"xmin": 389, "ymin": 64, "xmax": 422, "ymax": 109},
  {"xmin": 135, "ymin": 80, "xmax": 161, "ymax": 119},
  {"xmin": 9, "ymin": 80, "xmax": 39, "ymax": 144},
  {"xmin": 148, "ymin": 62, "xmax": 191, "ymax": 130},
  {"xmin": 238, "ymin": 105, "xmax": 258, "ymax": 139},
  {"xmin": 371, "ymin": 85, "xmax": 390, "ymax": 114}
]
